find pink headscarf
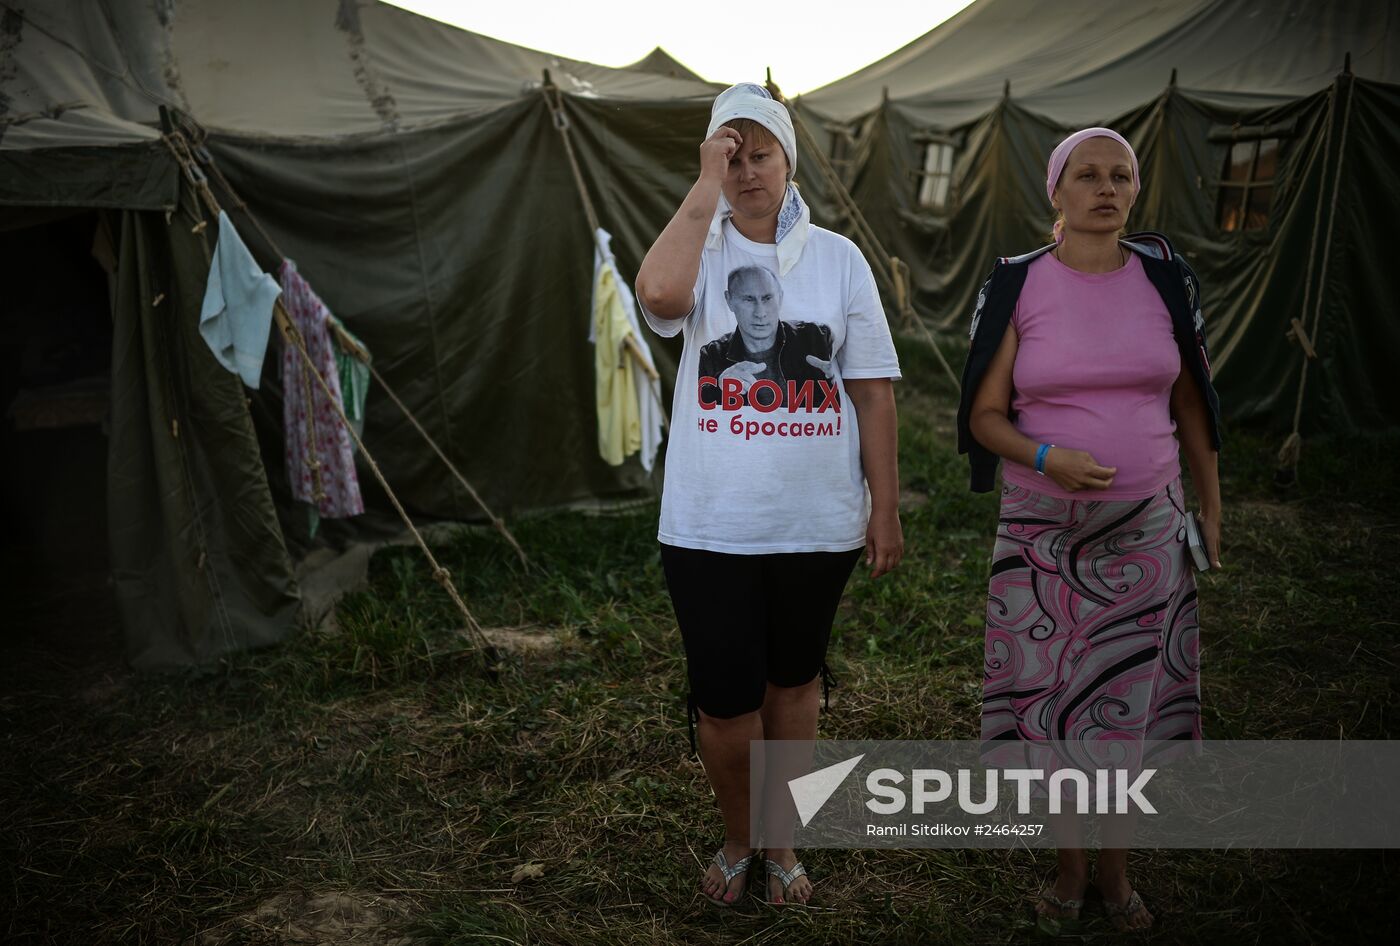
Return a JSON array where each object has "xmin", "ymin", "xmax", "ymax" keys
[{"xmin": 1046, "ymin": 127, "xmax": 1139, "ymax": 243}]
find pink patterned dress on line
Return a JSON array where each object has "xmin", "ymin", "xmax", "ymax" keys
[{"xmin": 279, "ymin": 260, "xmax": 364, "ymax": 519}]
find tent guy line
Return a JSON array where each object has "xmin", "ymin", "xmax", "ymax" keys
[
  {"xmin": 765, "ymin": 71, "xmax": 961, "ymax": 391},
  {"xmin": 163, "ymin": 124, "xmax": 503, "ymax": 669},
  {"xmin": 539, "ymin": 71, "xmax": 665, "ymax": 393},
  {"xmin": 5, "ymin": 0, "xmax": 1393, "ymax": 669},
  {"xmin": 162, "ymin": 107, "xmax": 532, "ymax": 570},
  {"xmin": 1280, "ymin": 60, "xmax": 1356, "ymax": 475}
]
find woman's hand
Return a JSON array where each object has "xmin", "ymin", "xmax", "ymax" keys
[
  {"xmin": 637, "ymin": 130, "xmax": 734, "ymax": 317},
  {"xmin": 1170, "ymin": 369, "xmax": 1223, "ymax": 570},
  {"xmin": 1198, "ymin": 509, "xmax": 1223, "ymax": 569},
  {"xmin": 865, "ymin": 506, "xmax": 904, "ymax": 579},
  {"xmin": 699, "ymin": 127, "xmax": 741, "ymax": 184},
  {"xmin": 1043, "ymin": 447, "xmax": 1116, "ymax": 492}
]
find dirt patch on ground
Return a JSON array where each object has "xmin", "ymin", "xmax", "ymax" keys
[
  {"xmin": 479, "ymin": 624, "xmax": 564, "ymax": 654},
  {"xmin": 1234, "ymin": 498, "xmax": 1304, "ymax": 528},
  {"xmin": 199, "ymin": 890, "xmax": 418, "ymax": 945}
]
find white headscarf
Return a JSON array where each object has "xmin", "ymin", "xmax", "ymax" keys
[
  {"xmin": 704, "ymin": 83, "xmax": 811, "ymax": 276},
  {"xmin": 707, "ymin": 82, "xmax": 797, "ymax": 180}
]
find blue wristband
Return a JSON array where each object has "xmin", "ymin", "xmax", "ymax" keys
[{"xmin": 1034, "ymin": 443, "xmax": 1053, "ymax": 475}]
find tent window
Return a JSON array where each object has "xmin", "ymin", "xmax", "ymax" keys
[
  {"xmin": 916, "ymin": 141, "xmax": 956, "ymax": 211},
  {"xmin": 1216, "ymin": 137, "xmax": 1280, "ymax": 232}
]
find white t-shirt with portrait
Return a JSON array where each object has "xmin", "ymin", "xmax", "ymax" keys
[{"xmin": 641, "ymin": 221, "xmax": 901, "ymax": 554}]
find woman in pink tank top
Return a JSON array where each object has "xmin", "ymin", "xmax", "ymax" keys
[{"xmin": 968, "ymin": 129, "xmax": 1223, "ymax": 933}]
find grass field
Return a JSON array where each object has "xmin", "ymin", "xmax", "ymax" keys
[{"xmin": 4, "ymin": 337, "xmax": 1398, "ymax": 944}]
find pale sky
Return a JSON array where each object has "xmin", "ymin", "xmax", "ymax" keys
[{"xmin": 383, "ymin": 0, "xmax": 977, "ymax": 95}]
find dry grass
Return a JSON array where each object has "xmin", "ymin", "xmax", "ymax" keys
[{"xmin": 3, "ymin": 336, "xmax": 1397, "ymax": 944}]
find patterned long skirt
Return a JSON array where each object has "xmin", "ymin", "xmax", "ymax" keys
[{"xmin": 981, "ymin": 478, "xmax": 1202, "ymax": 759}]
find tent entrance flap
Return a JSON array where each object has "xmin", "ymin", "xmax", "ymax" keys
[
  {"xmin": 1, "ymin": 212, "xmax": 119, "ymax": 663},
  {"xmin": 108, "ymin": 181, "xmax": 301, "ymax": 669}
]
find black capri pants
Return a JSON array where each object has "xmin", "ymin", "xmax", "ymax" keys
[{"xmin": 659, "ymin": 543, "xmax": 863, "ymax": 753}]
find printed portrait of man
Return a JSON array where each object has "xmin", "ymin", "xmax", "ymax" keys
[{"xmin": 698, "ymin": 264, "xmax": 835, "ymax": 410}]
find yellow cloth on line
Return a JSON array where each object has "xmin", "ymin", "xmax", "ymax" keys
[{"xmin": 592, "ymin": 257, "xmax": 642, "ymax": 467}]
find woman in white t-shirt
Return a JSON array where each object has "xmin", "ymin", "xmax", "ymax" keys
[{"xmin": 635, "ymin": 83, "xmax": 903, "ymax": 907}]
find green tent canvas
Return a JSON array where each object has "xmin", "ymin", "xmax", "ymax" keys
[
  {"xmin": 796, "ymin": 0, "xmax": 1400, "ymax": 434},
  {"xmin": 1, "ymin": 0, "xmax": 725, "ymax": 668}
]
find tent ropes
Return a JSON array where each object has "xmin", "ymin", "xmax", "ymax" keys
[
  {"xmin": 766, "ymin": 71, "xmax": 962, "ymax": 391},
  {"xmin": 538, "ymin": 69, "xmax": 666, "ymax": 409},
  {"xmin": 156, "ymin": 110, "xmax": 532, "ymax": 571},
  {"xmin": 1279, "ymin": 59, "xmax": 1356, "ymax": 477},
  {"xmin": 161, "ymin": 120, "xmax": 512, "ymax": 671}
]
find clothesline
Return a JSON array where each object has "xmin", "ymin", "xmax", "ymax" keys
[
  {"xmin": 161, "ymin": 118, "xmax": 530, "ymax": 569},
  {"xmin": 540, "ymin": 72, "xmax": 665, "ymax": 393},
  {"xmin": 162, "ymin": 127, "xmax": 504, "ymax": 666},
  {"xmin": 540, "ymin": 73, "xmax": 668, "ymax": 473}
]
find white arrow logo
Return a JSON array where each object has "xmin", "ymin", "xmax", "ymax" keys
[{"xmin": 788, "ymin": 754, "xmax": 865, "ymax": 827}]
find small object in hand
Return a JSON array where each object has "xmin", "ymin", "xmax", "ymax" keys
[{"xmin": 1184, "ymin": 512, "xmax": 1212, "ymax": 572}]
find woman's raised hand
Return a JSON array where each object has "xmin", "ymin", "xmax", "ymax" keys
[
  {"xmin": 1043, "ymin": 447, "xmax": 1116, "ymax": 492},
  {"xmin": 699, "ymin": 127, "xmax": 742, "ymax": 183}
]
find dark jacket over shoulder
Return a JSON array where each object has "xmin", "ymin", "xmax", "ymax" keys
[{"xmin": 955, "ymin": 231, "xmax": 1222, "ymax": 493}]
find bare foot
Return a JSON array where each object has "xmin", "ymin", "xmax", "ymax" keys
[
  {"xmin": 764, "ymin": 848, "xmax": 812, "ymax": 905},
  {"xmin": 1096, "ymin": 873, "xmax": 1153, "ymax": 931},
  {"xmin": 1035, "ymin": 869, "xmax": 1088, "ymax": 921},
  {"xmin": 700, "ymin": 841, "xmax": 754, "ymax": 905}
]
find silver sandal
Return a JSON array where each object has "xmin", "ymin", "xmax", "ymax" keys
[
  {"xmin": 704, "ymin": 848, "xmax": 754, "ymax": 907},
  {"xmin": 1034, "ymin": 887, "xmax": 1085, "ymax": 936},
  {"xmin": 1036, "ymin": 887, "xmax": 1084, "ymax": 919},
  {"xmin": 764, "ymin": 857, "xmax": 809, "ymax": 905},
  {"xmin": 1102, "ymin": 888, "xmax": 1151, "ymax": 931}
]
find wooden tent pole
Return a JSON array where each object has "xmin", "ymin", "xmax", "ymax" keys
[
  {"xmin": 161, "ymin": 129, "xmax": 502, "ymax": 665},
  {"xmin": 166, "ymin": 125, "xmax": 530, "ymax": 567},
  {"xmin": 539, "ymin": 72, "xmax": 670, "ymax": 416},
  {"xmin": 540, "ymin": 70, "xmax": 602, "ymax": 235},
  {"xmin": 766, "ymin": 72, "xmax": 962, "ymax": 391},
  {"xmin": 765, "ymin": 73, "xmax": 900, "ymax": 301},
  {"xmin": 346, "ymin": 340, "xmax": 533, "ymax": 570},
  {"xmin": 1279, "ymin": 58, "xmax": 1356, "ymax": 473}
]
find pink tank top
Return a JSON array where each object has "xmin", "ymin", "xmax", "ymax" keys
[{"xmin": 1003, "ymin": 251, "xmax": 1181, "ymax": 500}]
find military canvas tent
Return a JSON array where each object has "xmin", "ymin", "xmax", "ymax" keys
[
  {"xmin": 0, "ymin": 0, "xmax": 723, "ymax": 668},
  {"xmin": 797, "ymin": 0, "xmax": 1400, "ymax": 433},
  {"xmin": 625, "ymin": 47, "xmax": 713, "ymax": 85}
]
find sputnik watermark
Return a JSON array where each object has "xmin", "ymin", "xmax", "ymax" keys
[
  {"xmin": 788, "ymin": 756, "xmax": 1154, "ymax": 827},
  {"xmin": 753, "ymin": 740, "xmax": 1400, "ymax": 849},
  {"xmin": 788, "ymin": 753, "xmax": 864, "ymax": 827},
  {"xmin": 864, "ymin": 766, "xmax": 1156, "ymax": 816}
]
